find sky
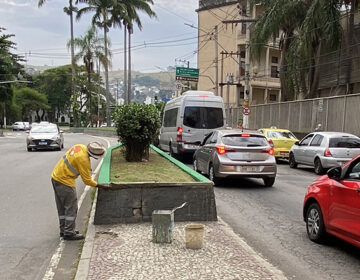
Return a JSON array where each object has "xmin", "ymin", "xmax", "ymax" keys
[{"xmin": 0, "ymin": 0, "xmax": 199, "ymax": 73}]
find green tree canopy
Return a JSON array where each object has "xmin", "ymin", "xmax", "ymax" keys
[
  {"xmin": 112, "ymin": 103, "xmax": 161, "ymax": 162},
  {"xmin": 13, "ymin": 87, "xmax": 50, "ymax": 120}
]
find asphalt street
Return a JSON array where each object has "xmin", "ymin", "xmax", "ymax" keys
[
  {"xmin": 0, "ymin": 131, "xmax": 113, "ymax": 280},
  {"xmin": 211, "ymin": 161, "xmax": 360, "ymax": 280}
]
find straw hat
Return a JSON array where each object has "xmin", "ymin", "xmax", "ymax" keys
[{"xmin": 87, "ymin": 142, "xmax": 106, "ymax": 159}]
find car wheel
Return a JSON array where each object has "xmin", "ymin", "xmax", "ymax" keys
[
  {"xmin": 193, "ymin": 158, "xmax": 199, "ymax": 172},
  {"xmin": 27, "ymin": 147, "xmax": 32, "ymax": 152},
  {"xmin": 169, "ymin": 144, "xmax": 175, "ymax": 157},
  {"xmin": 209, "ymin": 164, "xmax": 220, "ymax": 186},
  {"xmin": 289, "ymin": 153, "xmax": 297, "ymax": 168},
  {"xmin": 263, "ymin": 177, "xmax": 275, "ymax": 187},
  {"xmin": 314, "ymin": 158, "xmax": 325, "ymax": 175},
  {"xmin": 306, "ymin": 203, "xmax": 326, "ymax": 243}
]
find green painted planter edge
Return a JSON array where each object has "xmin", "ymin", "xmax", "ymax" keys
[{"xmin": 97, "ymin": 144, "xmax": 211, "ymax": 184}]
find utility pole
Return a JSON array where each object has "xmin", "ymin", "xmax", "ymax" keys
[
  {"xmin": 243, "ymin": 0, "xmax": 251, "ymax": 129},
  {"xmin": 220, "ymin": 51, "xmax": 224, "ymax": 98},
  {"xmin": 128, "ymin": 26, "xmax": 133, "ymax": 103},
  {"xmin": 214, "ymin": 25, "xmax": 219, "ymax": 95}
]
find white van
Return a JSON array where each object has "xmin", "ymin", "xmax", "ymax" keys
[{"xmin": 158, "ymin": 90, "xmax": 227, "ymax": 157}]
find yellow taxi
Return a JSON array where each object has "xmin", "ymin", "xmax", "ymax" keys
[{"xmin": 258, "ymin": 127, "xmax": 298, "ymax": 160}]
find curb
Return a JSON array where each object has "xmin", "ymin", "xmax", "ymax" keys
[{"xmin": 74, "ymin": 189, "xmax": 98, "ymax": 280}]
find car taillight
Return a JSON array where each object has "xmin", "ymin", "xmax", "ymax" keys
[
  {"xmin": 241, "ymin": 133, "xmax": 250, "ymax": 137},
  {"xmin": 268, "ymin": 139, "xmax": 274, "ymax": 148},
  {"xmin": 324, "ymin": 148, "xmax": 332, "ymax": 157},
  {"xmin": 262, "ymin": 148, "xmax": 274, "ymax": 155},
  {"xmin": 176, "ymin": 127, "xmax": 183, "ymax": 142},
  {"xmin": 216, "ymin": 146, "xmax": 235, "ymax": 155}
]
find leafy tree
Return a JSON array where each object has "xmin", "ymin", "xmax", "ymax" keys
[
  {"xmin": 0, "ymin": 27, "xmax": 24, "ymax": 126},
  {"xmin": 133, "ymin": 76, "xmax": 159, "ymax": 87},
  {"xmin": 33, "ymin": 65, "xmax": 73, "ymax": 122},
  {"xmin": 112, "ymin": 103, "xmax": 161, "ymax": 162},
  {"xmin": 13, "ymin": 87, "xmax": 50, "ymax": 121}
]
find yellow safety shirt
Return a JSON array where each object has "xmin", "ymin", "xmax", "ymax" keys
[{"xmin": 51, "ymin": 144, "xmax": 97, "ymax": 187}]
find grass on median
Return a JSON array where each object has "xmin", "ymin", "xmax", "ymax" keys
[{"xmin": 110, "ymin": 147, "xmax": 196, "ymax": 183}]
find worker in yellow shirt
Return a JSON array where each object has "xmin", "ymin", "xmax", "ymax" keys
[{"xmin": 51, "ymin": 142, "xmax": 108, "ymax": 240}]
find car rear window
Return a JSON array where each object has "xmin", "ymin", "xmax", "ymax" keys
[
  {"xmin": 183, "ymin": 107, "xmax": 223, "ymax": 129},
  {"xmin": 329, "ymin": 137, "xmax": 360, "ymax": 148},
  {"xmin": 267, "ymin": 131, "xmax": 296, "ymax": 139},
  {"xmin": 222, "ymin": 135, "xmax": 268, "ymax": 147}
]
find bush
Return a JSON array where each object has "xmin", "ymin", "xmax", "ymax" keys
[{"xmin": 112, "ymin": 103, "xmax": 161, "ymax": 162}]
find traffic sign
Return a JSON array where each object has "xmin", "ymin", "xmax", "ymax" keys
[
  {"xmin": 243, "ymin": 107, "xmax": 251, "ymax": 115},
  {"xmin": 176, "ymin": 67, "xmax": 199, "ymax": 82},
  {"xmin": 175, "ymin": 82, "xmax": 183, "ymax": 90}
]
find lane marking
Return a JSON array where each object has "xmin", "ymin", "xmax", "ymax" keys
[{"xmin": 42, "ymin": 137, "xmax": 111, "ymax": 280}]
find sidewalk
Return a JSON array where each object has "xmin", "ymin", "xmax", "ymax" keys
[{"xmin": 75, "ymin": 191, "xmax": 288, "ymax": 280}]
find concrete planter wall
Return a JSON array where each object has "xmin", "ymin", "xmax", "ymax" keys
[{"xmin": 94, "ymin": 145, "xmax": 217, "ymax": 224}]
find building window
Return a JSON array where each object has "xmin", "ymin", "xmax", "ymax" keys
[
  {"xmin": 241, "ymin": 23, "xmax": 246, "ymax": 34},
  {"xmin": 271, "ymin": 56, "xmax": 278, "ymax": 64},
  {"xmin": 240, "ymin": 51, "xmax": 245, "ymax": 58},
  {"xmin": 269, "ymin": 94, "xmax": 277, "ymax": 101},
  {"xmin": 240, "ymin": 61, "xmax": 245, "ymax": 76},
  {"xmin": 271, "ymin": 66, "xmax": 278, "ymax": 78},
  {"xmin": 240, "ymin": 91, "xmax": 244, "ymax": 99}
]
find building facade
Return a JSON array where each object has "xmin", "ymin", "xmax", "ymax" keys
[{"xmin": 197, "ymin": 0, "xmax": 281, "ymax": 119}]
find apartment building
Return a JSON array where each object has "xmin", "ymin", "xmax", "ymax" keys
[{"xmin": 197, "ymin": 0, "xmax": 281, "ymax": 109}]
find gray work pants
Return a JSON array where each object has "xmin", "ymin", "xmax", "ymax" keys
[{"xmin": 51, "ymin": 179, "xmax": 78, "ymax": 236}]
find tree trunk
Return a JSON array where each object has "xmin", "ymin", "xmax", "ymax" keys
[
  {"xmin": 279, "ymin": 39, "xmax": 289, "ymax": 101},
  {"xmin": 345, "ymin": 2, "xmax": 355, "ymax": 94},
  {"xmin": 69, "ymin": 0, "xmax": 76, "ymax": 111},
  {"xmin": 128, "ymin": 27, "xmax": 132, "ymax": 103},
  {"xmin": 124, "ymin": 24, "xmax": 128, "ymax": 105},
  {"xmin": 309, "ymin": 41, "xmax": 322, "ymax": 98},
  {"xmin": 104, "ymin": 24, "xmax": 110, "ymax": 126}
]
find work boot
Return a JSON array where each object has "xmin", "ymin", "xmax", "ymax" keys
[
  {"xmin": 60, "ymin": 230, "xmax": 79, "ymax": 237},
  {"xmin": 63, "ymin": 233, "xmax": 84, "ymax": 240}
]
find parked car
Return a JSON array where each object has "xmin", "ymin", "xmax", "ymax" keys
[
  {"xmin": 258, "ymin": 127, "xmax": 298, "ymax": 161},
  {"xmin": 12, "ymin": 121, "xmax": 25, "ymax": 131},
  {"xmin": 158, "ymin": 90, "xmax": 227, "ymax": 158},
  {"xmin": 193, "ymin": 129, "xmax": 276, "ymax": 186},
  {"xmin": 289, "ymin": 132, "xmax": 360, "ymax": 174},
  {"xmin": 23, "ymin": 122, "xmax": 30, "ymax": 130},
  {"xmin": 26, "ymin": 123, "xmax": 64, "ymax": 151},
  {"xmin": 303, "ymin": 155, "xmax": 360, "ymax": 248}
]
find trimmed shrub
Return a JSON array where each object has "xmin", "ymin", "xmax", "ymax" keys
[{"xmin": 112, "ymin": 103, "xmax": 161, "ymax": 162}]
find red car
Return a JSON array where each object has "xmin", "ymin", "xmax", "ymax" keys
[{"xmin": 303, "ymin": 154, "xmax": 360, "ymax": 248}]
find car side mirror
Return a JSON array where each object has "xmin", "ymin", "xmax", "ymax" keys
[
  {"xmin": 327, "ymin": 167, "xmax": 341, "ymax": 180},
  {"xmin": 294, "ymin": 141, "xmax": 299, "ymax": 146}
]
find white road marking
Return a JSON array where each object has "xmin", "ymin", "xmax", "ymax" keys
[{"xmin": 42, "ymin": 137, "xmax": 111, "ymax": 280}]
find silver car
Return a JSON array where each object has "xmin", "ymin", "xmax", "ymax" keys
[
  {"xmin": 289, "ymin": 131, "xmax": 360, "ymax": 174},
  {"xmin": 193, "ymin": 129, "xmax": 277, "ymax": 186},
  {"xmin": 12, "ymin": 121, "xmax": 25, "ymax": 131},
  {"xmin": 26, "ymin": 124, "xmax": 64, "ymax": 151}
]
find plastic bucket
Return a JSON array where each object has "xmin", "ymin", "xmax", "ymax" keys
[{"xmin": 185, "ymin": 223, "xmax": 205, "ymax": 249}]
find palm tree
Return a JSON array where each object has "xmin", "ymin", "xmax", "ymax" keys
[
  {"xmin": 77, "ymin": 0, "xmax": 118, "ymax": 126},
  {"xmin": 38, "ymin": 0, "xmax": 79, "ymax": 103},
  {"xmin": 251, "ymin": 0, "xmax": 342, "ymax": 100},
  {"xmin": 112, "ymin": 0, "xmax": 156, "ymax": 104},
  {"xmin": 68, "ymin": 26, "xmax": 108, "ymax": 121}
]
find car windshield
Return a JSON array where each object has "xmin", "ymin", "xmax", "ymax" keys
[
  {"xmin": 329, "ymin": 137, "xmax": 360, "ymax": 148},
  {"xmin": 183, "ymin": 107, "xmax": 224, "ymax": 129},
  {"xmin": 267, "ymin": 131, "xmax": 296, "ymax": 139},
  {"xmin": 31, "ymin": 125, "xmax": 58, "ymax": 133},
  {"xmin": 222, "ymin": 135, "xmax": 268, "ymax": 147}
]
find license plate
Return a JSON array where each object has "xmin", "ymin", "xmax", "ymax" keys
[
  {"xmin": 236, "ymin": 166, "xmax": 258, "ymax": 172},
  {"xmin": 280, "ymin": 151, "xmax": 289, "ymax": 156},
  {"xmin": 39, "ymin": 142, "xmax": 47, "ymax": 145}
]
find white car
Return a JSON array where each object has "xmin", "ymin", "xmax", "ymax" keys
[{"xmin": 12, "ymin": 122, "xmax": 25, "ymax": 131}]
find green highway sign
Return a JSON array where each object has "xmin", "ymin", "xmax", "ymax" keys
[{"xmin": 176, "ymin": 67, "xmax": 199, "ymax": 82}]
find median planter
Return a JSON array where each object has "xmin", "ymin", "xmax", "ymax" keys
[{"xmin": 94, "ymin": 144, "xmax": 217, "ymax": 224}]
